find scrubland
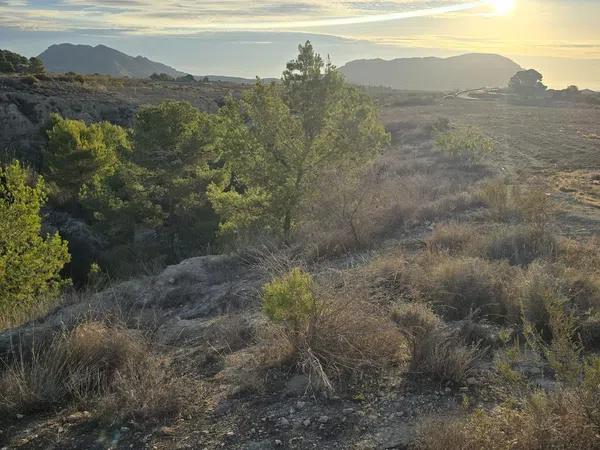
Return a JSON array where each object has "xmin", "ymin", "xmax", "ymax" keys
[{"xmin": 2, "ymin": 62, "xmax": 600, "ymax": 449}]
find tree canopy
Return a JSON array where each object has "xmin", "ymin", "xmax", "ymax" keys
[
  {"xmin": 0, "ymin": 49, "xmax": 45, "ymax": 74},
  {"xmin": 208, "ymin": 41, "xmax": 389, "ymax": 240},
  {"xmin": 509, "ymin": 69, "xmax": 547, "ymax": 97}
]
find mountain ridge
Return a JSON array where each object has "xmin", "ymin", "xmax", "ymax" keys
[
  {"xmin": 38, "ymin": 43, "xmax": 188, "ymax": 78},
  {"xmin": 339, "ymin": 53, "xmax": 522, "ymax": 91}
]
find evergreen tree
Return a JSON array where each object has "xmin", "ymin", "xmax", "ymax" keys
[{"xmin": 0, "ymin": 161, "xmax": 70, "ymax": 317}]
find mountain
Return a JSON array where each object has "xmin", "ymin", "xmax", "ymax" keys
[
  {"xmin": 339, "ymin": 53, "xmax": 522, "ymax": 91},
  {"xmin": 38, "ymin": 43, "xmax": 187, "ymax": 78}
]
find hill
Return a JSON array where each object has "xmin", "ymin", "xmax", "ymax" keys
[
  {"xmin": 38, "ymin": 43, "xmax": 187, "ymax": 78},
  {"xmin": 339, "ymin": 53, "xmax": 522, "ymax": 91}
]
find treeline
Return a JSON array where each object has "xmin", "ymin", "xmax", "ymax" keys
[
  {"xmin": 1, "ymin": 42, "xmax": 388, "ymax": 320},
  {"xmin": 0, "ymin": 49, "xmax": 45, "ymax": 74}
]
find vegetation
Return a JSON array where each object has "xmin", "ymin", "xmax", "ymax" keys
[
  {"xmin": 435, "ymin": 126, "xmax": 494, "ymax": 161},
  {"xmin": 509, "ymin": 69, "xmax": 548, "ymax": 97},
  {"xmin": 2, "ymin": 41, "xmax": 600, "ymax": 449},
  {"xmin": 0, "ymin": 161, "xmax": 70, "ymax": 321},
  {"xmin": 0, "ymin": 49, "xmax": 45, "ymax": 74},
  {"xmin": 208, "ymin": 42, "xmax": 389, "ymax": 240}
]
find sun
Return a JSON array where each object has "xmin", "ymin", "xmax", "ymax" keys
[{"xmin": 490, "ymin": 0, "xmax": 515, "ymax": 15}]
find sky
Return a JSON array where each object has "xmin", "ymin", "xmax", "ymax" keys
[{"xmin": 1, "ymin": 0, "xmax": 600, "ymax": 89}]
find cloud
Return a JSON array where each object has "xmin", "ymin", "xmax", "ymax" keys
[{"xmin": 0, "ymin": 0, "xmax": 488, "ymax": 33}]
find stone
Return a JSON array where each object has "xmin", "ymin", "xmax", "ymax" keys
[
  {"xmin": 278, "ymin": 418, "xmax": 290, "ymax": 427},
  {"xmin": 318, "ymin": 415, "xmax": 329, "ymax": 424}
]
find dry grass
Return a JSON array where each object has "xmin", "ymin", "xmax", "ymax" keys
[
  {"xmin": 392, "ymin": 302, "xmax": 482, "ymax": 383},
  {"xmin": 258, "ymin": 273, "xmax": 405, "ymax": 394},
  {"xmin": 477, "ymin": 225, "xmax": 559, "ymax": 266},
  {"xmin": 417, "ymin": 388, "xmax": 600, "ymax": 450},
  {"xmin": 423, "ymin": 256, "xmax": 515, "ymax": 322},
  {"xmin": 426, "ymin": 222, "xmax": 475, "ymax": 255},
  {"xmin": 478, "ymin": 180, "xmax": 556, "ymax": 230},
  {"xmin": 0, "ymin": 321, "xmax": 195, "ymax": 423}
]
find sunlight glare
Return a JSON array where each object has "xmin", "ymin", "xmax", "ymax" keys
[{"xmin": 490, "ymin": 0, "xmax": 515, "ymax": 15}]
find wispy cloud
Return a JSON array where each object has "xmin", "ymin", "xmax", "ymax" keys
[{"xmin": 0, "ymin": 0, "xmax": 491, "ymax": 33}]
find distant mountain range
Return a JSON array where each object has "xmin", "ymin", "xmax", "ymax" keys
[
  {"xmin": 38, "ymin": 44, "xmax": 188, "ymax": 78},
  {"xmin": 37, "ymin": 44, "xmax": 521, "ymax": 91},
  {"xmin": 339, "ymin": 53, "xmax": 522, "ymax": 91}
]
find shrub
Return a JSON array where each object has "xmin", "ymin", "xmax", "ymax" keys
[
  {"xmin": 392, "ymin": 302, "xmax": 482, "ymax": 383},
  {"xmin": 426, "ymin": 222, "xmax": 474, "ymax": 255},
  {"xmin": 424, "ymin": 257, "xmax": 514, "ymax": 321},
  {"xmin": 0, "ymin": 322, "xmax": 193, "ymax": 423},
  {"xmin": 479, "ymin": 226, "xmax": 558, "ymax": 266},
  {"xmin": 263, "ymin": 267, "xmax": 317, "ymax": 327},
  {"xmin": 435, "ymin": 127, "xmax": 494, "ymax": 161},
  {"xmin": 478, "ymin": 180, "xmax": 555, "ymax": 229},
  {"xmin": 0, "ymin": 322, "xmax": 143, "ymax": 413},
  {"xmin": 417, "ymin": 389, "xmax": 600, "ymax": 450},
  {"xmin": 0, "ymin": 161, "xmax": 70, "ymax": 325},
  {"xmin": 261, "ymin": 270, "xmax": 403, "ymax": 393}
]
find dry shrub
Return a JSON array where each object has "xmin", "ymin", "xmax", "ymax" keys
[
  {"xmin": 581, "ymin": 315, "xmax": 600, "ymax": 350},
  {"xmin": 96, "ymin": 358, "xmax": 198, "ymax": 425},
  {"xmin": 559, "ymin": 237, "xmax": 600, "ymax": 274},
  {"xmin": 424, "ymin": 256, "xmax": 515, "ymax": 322},
  {"xmin": 260, "ymin": 270, "xmax": 404, "ymax": 394},
  {"xmin": 426, "ymin": 222, "xmax": 475, "ymax": 255},
  {"xmin": 392, "ymin": 302, "xmax": 482, "ymax": 383},
  {"xmin": 0, "ymin": 322, "xmax": 192, "ymax": 422},
  {"xmin": 365, "ymin": 254, "xmax": 422, "ymax": 302},
  {"xmin": 478, "ymin": 225, "xmax": 558, "ymax": 266},
  {"xmin": 479, "ymin": 180, "xmax": 555, "ymax": 229},
  {"xmin": 516, "ymin": 263, "xmax": 600, "ymax": 340},
  {"xmin": 415, "ymin": 192, "xmax": 480, "ymax": 223},
  {"xmin": 417, "ymin": 391, "xmax": 600, "ymax": 450}
]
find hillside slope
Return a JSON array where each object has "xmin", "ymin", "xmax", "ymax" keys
[
  {"xmin": 38, "ymin": 43, "xmax": 187, "ymax": 78},
  {"xmin": 340, "ymin": 53, "xmax": 522, "ymax": 91}
]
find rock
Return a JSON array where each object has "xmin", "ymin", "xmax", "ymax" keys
[
  {"xmin": 318, "ymin": 415, "xmax": 329, "ymax": 424},
  {"xmin": 278, "ymin": 417, "xmax": 290, "ymax": 428},
  {"xmin": 342, "ymin": 408, "xmax": 354, "ymax": 415},
  {"xmin": 303, "ymin": 419, "xmax": 311, "ymax": 427},
  {"xmin": 15, "ymin": 414, "xmax": 24, "ymax": 419},
  {"xmin": 274, "ymin": 440, "xmax": 283, "ymax": 446},
  {"xmin": 466, "ymin": 377, "xmax": 478, "ymax": 385}
]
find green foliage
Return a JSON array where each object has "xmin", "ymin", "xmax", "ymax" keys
[
  {"xmin": 44, "ymin": 114, "xmax": 130, "ymax": 205},
  {"xmin": 0, "ymin": 161, "xmax": 70, "ymax": 318},
  {"xmin": 263, "ymin": 268, "xmax": 317, "ymax": 328},
  {"xmin": 0, "ymin": 49, "xmax": 45, "ymax": 74},
  {"xmin": 209, "ymin": 42, "xmax": 389, "ymax": 240},
  {"xmin": 435, "ymin": 127, "xmax": 494, "ymax": 161},
  {"xmin": 129, "ymin": 101, "xmax": 224, "ymax": 257}
]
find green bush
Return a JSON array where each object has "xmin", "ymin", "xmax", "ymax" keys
[
  {"xmin": 263, "ymin": 267, "xmax": 317, "ymax": 327},
  {"xmin": 435, "ymin": 127, "xmax": 494, "ymax": 161},
  {"xmin": 0, "ymin": 161, "xmax": 70, "ymax": 321}
]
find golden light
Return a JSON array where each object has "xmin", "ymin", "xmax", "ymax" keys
[{"xmin": 490, "ymin": 0, "xmax": 515, "ymax": 15}]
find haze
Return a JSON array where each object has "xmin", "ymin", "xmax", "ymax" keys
[{"xmin": 1, "ymin": 0, "xmax": 599, "ymax": 88}]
